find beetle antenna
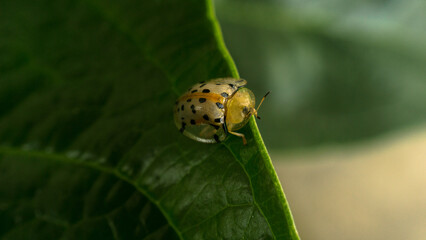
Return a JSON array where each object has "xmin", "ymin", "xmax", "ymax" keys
[{"xmin": 256, "ymin": 91, "xmax": 270, "ymax": 112}]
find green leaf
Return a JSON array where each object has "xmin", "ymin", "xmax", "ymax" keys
[{"xmin": 0, "ymin": 0, "xmax": 298, "ymax": 239}]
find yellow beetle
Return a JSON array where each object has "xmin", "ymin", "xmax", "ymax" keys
[{"xmin": 174, "ymin": 78, "xmax": 269, "ymax": 145}]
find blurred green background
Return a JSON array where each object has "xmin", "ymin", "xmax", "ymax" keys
[
  {"xmin": 215, "ymin": 0, "xmax": 426, "ymax": 239},
  {"xmin": 215, "ymin": 0, "xmax": 426, "ymax": 149}
]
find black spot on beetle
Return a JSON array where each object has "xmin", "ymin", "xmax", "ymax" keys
[
  {"xmin": 191, "ymin": 104, "xmax": 196, "ymax": 114},
  {"xmin": 200, "ymin": 84, "xmax": 206, "ymax": 88},
  {"xmin": 199, "ymin": 98, "xmax": 206, "ymax": 103},
  {"xmin": 216, "ymin": 102, "xmax": 224, "ymax": 109},
  {"xmin": 202, "ymin": 89, "xmax": 210, "ymax": 93},
  {"xmin": 216, "ymin": 83, "xmax": 221, "ymax": 85},
  {"xmin": 190, "ymin": 119, "xmax": 196, "ymax": 125},
  {"xmin": 214, "ymin": 118, "xmax": 222, "ymax": 123},
  {"xmin": 229, "ymin": 84, "xmax": 235, "ymax": 88},
  {"xmin": 221, "ymin": 92, "xmax": 228, "ymax": 98},
  {"xmin": 211, "ymin": 124, "xmax": 220, "ymax": 130},
  {"xmin": 191, "ymin": 90, "xmax": 197, "ymax": 93},
  {"xmin": 187, "ymin": 99, "xmax": 192, "ymax": 102},
  {"xmin": 214, "ymin": 134, "xmax": 220, "ymax": 142},
  {"xmin": 181, "ymin": 105, "xmax": 184, "ymax": 111},
  {"xmin": 203, "ymin": 114, "xmax": 209, "ymax": 121}
]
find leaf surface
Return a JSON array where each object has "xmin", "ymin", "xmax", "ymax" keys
[{"xmin": 0, "ymin": 0, "xmax": 298, "ymax": 239}]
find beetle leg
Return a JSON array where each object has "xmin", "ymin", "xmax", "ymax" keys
[
  {"xmin": 229, "ymin": 131, "xmax": 247, "ymax": 145},
  {"xmin": 222, "ymin": 121, "xmax": 229, "ymax": 136}
]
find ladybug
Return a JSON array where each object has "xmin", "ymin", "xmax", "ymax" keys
[{"xmin": 174, "ymin": 78, "xmax": 269, "ymax": 145}]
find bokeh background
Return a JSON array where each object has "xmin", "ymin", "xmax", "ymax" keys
[{"xmin": 215, "ymin": 0, "xmax": 426, "ymax": 239}]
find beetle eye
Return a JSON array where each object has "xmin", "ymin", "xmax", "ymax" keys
[{"xmin": 243, "ymin": 106, "xmax": 249, "ymax": 115}]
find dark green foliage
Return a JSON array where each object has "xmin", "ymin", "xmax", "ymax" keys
[{"xmin": 0, "ymin": 0, "xmax": 298, "ymax": 239}]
